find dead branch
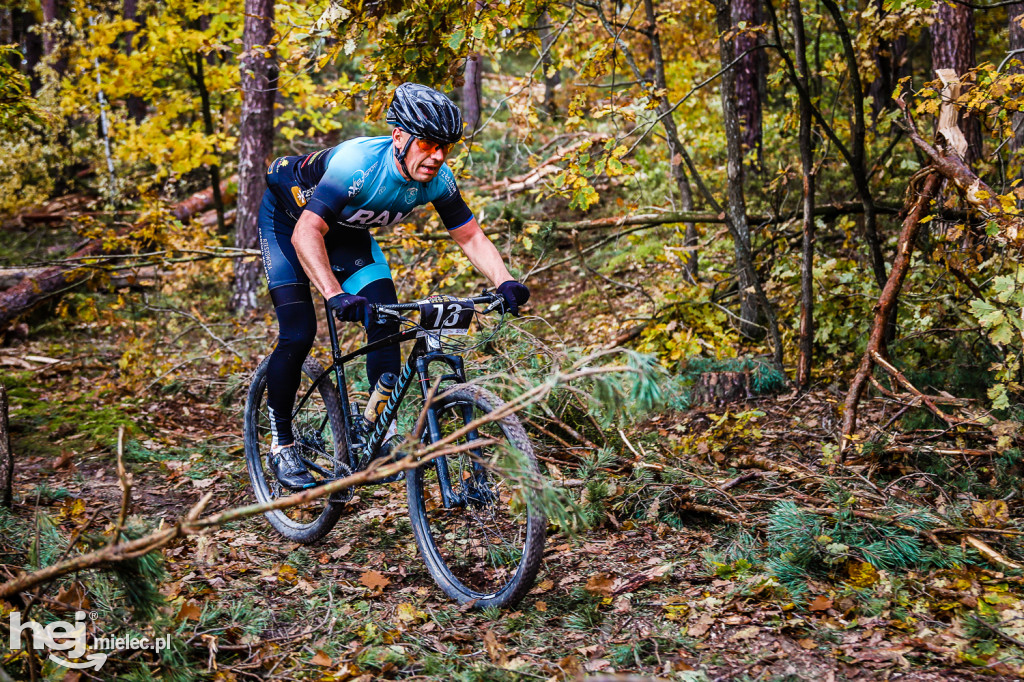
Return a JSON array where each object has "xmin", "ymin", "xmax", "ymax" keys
[
  {"xmin": 965, "ymin": 535, "xmax": 1024, "ymax": 571},
  {"xmin": 881, "ymin": 445, "xmax": 995, "ymax": 457},
  {"xmin": 473, "ymin": 134, "xmax": 610, "ymax": 196},
  {"xmin": 0, "ymin": 359, "xmax": 634, "ymax": 600},
  {"xmin": 841, "ymin": 172, "xmax": 943, "ymax": 454},
  {"xmin": 110, "ymin": 426, "xmax": 132, "ymax": 546},
  {"xmin": 897, "ymin": 91, "xmax": 1024, "ymax": 242},
  {"xmin": 870, "ymin": 351, "xmax": 979, "ymax": 426}
]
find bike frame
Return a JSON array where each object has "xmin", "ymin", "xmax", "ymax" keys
[{"xmin": 291, "ymin": 300, "xmax": 480, "ymax": 508}]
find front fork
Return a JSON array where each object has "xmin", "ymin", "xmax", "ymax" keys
[{"xmin": 416, "ymin": 350, "xmax": 489, "ymax": 509}]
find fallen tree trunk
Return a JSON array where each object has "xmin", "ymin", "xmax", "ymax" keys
[
  {"xmin": 0, "ymin": 177, "xmax": 237, "ymax": 332},
  {"xmin": 171, "ymin": 176, "xmax": 237, "ymax": 221},
  {"xmin": 529, "ymin": 201, "xmax": 900, "ymax": 232}
]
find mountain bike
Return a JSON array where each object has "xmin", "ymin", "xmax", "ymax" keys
[{"xmin": 242, "ymin": 291, "xmax": 546, "ymax": 608}]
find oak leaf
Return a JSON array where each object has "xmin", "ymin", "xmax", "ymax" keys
[{"xmin": 360, "ymin": 570, "xmax": 391, "ymax": 592}]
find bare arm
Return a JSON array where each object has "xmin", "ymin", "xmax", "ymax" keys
[
  {"xmin": 448, "ymin": 218, "xmax": 515, "ymax": 287},
  {"xmin": 291, "ymin": 211, "xmax": 344, "ymax": 299}
]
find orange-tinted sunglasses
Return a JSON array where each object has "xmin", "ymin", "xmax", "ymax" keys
[{"xmin": 413, "ymin": 138, "xmax": 454, "ymax": 155}]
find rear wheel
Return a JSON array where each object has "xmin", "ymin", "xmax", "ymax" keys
[
  {"xmin": 243, "ymin": 356, "xmax": 347, "ymax": 544},
  {"xmin": 406, "ymin": 384, "xmax": 546, "ymax": 608}
]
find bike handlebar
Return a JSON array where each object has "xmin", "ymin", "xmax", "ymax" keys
[{"xmin": 372, "ymin": 292, "xmax": 503, "ymax": 315}]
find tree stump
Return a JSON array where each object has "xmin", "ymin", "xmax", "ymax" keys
[
  {"xmin": 691, "ymin": 371, "xmax": 751, "ymax": 408},
  {"xmin": 0, "ymin": 385, "xmax": 11, "ymax": 508}
]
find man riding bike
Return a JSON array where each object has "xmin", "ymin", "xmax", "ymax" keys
[{"xmin": 258, "ymin": 83, "xmax": 530, "ymax": 490}]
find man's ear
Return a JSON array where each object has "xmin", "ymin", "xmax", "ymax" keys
[{"xmin": 391, "ymin": 128, "xmax": 404, "ymax": 144}]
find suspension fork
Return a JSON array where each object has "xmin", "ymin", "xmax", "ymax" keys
[{"xmin": 415, "ymin": 344, "xmax": 489, "ymax": 509}]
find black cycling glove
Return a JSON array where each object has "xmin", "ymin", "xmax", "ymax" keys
[
  {"xmin": 497, "ymin": 280, "xmax": 530, "ymax": 316},
  {"xmin": 327, "ymin": 293, "xmax": 369, "ymax": 323}
]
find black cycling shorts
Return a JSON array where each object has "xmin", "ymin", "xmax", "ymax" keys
[{"xmin": 257, "ymin": 189, "xmax": 393, "ymax": 294}]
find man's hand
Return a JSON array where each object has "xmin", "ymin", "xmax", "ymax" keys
[
  {"xmin": 497, "ymin": 280, "xmax": 530, "ymax": 316},
  {"xmin": 327, "ymin": 293, "xmax": 369, "ymax": 323}
]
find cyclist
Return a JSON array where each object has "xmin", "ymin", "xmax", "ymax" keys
[{"xmin": 258, "ymin": 83, "xmax": 530, "ymax": 490}]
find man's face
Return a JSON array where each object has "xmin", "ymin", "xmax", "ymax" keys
[{"xmin": 392, "ymin": 128, "xmax": 451, "ymax": 182}]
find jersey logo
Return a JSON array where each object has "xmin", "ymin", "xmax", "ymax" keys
[
  {"xmin": 347, "ymin": 161, "xmax": 378, "ymax": 198},
  {"xmin": 442, "ymin": 170, "xmax": 457, "ymax": 196},
  {"xmin": 404, "ymin": 187, "xmax": 418, "ymax": 205},
  {"xmin": 347, "ymin": 209, "xmax": 405, "ymax": 226},
  {"xmin": 290, "ymin": 186, "xmax": 307, "ymax": 207}
]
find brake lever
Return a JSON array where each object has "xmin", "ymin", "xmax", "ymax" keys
[
  {"xmin": 373, "ymin": 307, "xmax": 403, "ymax": 324},
  {"xmin": 483, "ymin": 297, "xmax": 505, "ymax": 315}
]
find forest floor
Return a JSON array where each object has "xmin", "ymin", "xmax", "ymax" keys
[{"xmin": 1, "ymin": 221, "xmax": 1022, "ymax": 681}]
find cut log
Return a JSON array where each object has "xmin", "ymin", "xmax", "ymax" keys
[
  {"xmin": 0, "ymin": 177, "xmax": 238, "ymax": 332},
  {"xmin": 171, "ymin": 176, "xmax": 237, "ymax": 221},
  {"xmin": 691, "ymin": 371, "xmax": 751, "ymax": 407},
  {"xmin": 0, "ymin": 385, "xmax": 11, "ymax": 508}
]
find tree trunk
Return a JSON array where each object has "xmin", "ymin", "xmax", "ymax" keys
[
  {"xmin": 820, "ymin": 0, "xmax": 886, "ymax": 292},
  {"xmin": 732, "ymin": 0, "xmax": 763, "ymax": 168},
  {"xmin": 190, "ymin": 53, "xmax": 226, "ymax": 233},
  {"xmin": 931, "ymin": 3, "xmax": 980, "ymax": 164},
  {"xmin": 123, "ymin": 0, "xmax": 146, "ymax": 123},
  {"xmin": 40, "ymin": 0, "xmax": 57, "ymax": 56},
  {"xmin": 232, "ymin": 0, "xmax": 276, "ymax": 312},
  {"xmin": 462, "ymin": 0, "xmax": 485, "ymax": 133},
  {"xmin": 463, "ymin": 53, "xmax": 482, "ymax": 133},
  {"xmin": 792, "ymin": 0, "xmax": 815, "ymax": 390},
  {"xmin": 868, "ymin": 0, "xmax": 906, "ymax": 122},
  {"xmin": 0, "ymin": 385, "xmax": 11, "ymax": 508},
  {"xmin": 12, "ymin": 8, "xmax": 42, "ymax": 93},
  {"xmin": 540, "ymin": 11, "xmax": 561, "ymax": 119},
  {"xmin": 713, "ymin": 0, "xmax": 759, "ymax": 336},
  {"xmin": 644, "ymin": 0, "xmax": 698, "ymax": 281},
  {"xmin": 1010, "ymin": 4, "xmax": 1024, "ymax": 152}
]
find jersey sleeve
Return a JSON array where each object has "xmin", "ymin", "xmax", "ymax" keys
[
  {"xmin": 305, "ymin": 148, "xmax": 376, "ymax": 225},
  {"xmin": 429, "ymin": 166, "xmax": 474, "ymax": 231}
]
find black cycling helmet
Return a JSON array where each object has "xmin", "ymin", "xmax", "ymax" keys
[{"xmin": 386, "ymin": 83, "xmax": 464, "ymax": 145}]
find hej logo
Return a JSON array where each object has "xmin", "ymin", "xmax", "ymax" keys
[{"xmin": 9, "ymin": 610, "xmax": 171, "ymax": 670}]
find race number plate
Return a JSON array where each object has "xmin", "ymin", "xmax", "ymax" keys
[{"xmin": 417, "ymin": 296, "xmax": 475, "ymax": 336}]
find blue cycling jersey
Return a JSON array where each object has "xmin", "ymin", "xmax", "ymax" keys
[{"xmin": 265, "ymin": 136, "xmax": 474, "ymax": 231}]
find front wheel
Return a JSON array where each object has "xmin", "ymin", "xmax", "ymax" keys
[
  {"xmin": 406, "ymin": 384, "xmax": 546, "ymax": 608},
  {"xmin": 243, "ymin": 356, "xmax": 347, "ymax": 544}
]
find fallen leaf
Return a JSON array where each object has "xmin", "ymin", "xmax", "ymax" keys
[
  {"xmin": 808, "ymin": 595, "xmax": 833, "ymax": 612},
  {"xmin": 584, "ymin": 658, "xmax": 611, "ymax": 672},
  {"xmin": 55, "ymin": 583, "xmax": 90, "ymax": 611},
  {"xmin": 557, "ymin": 654, "xmax": 584, "ymax": 679},
  {"xmin": 688, "ymin": 613, "xmax": 714, "ymax": 637},
  {"xmin": 484, "ymin": 629, "xmax": 508, "ymax": 665},
  {"xmin": 730, "ymin": 625, "xmax": 759, "ymax": 641},
  {"xmin": 331, "ymin": 543, "xmax": 352, "ymax": 559},
  {"xmin": 360, "ymin": 570, "xmax": 391, "ymax": 592},
  {"xmin": 585, "ymin": 573, "xmax": 615, "ymax": 598},
  {"xmin": 798, "ymin": 637, "xmax": 817, "ymax": 650},
  {"xmin": 176, "ymin": 600, "xmax": 202, "ymax": 622},
  {"xmin": 846, "ymin": 561, "xmax": 879, "ymax": 588},
  {"xmin": 395, "ymin": 602, "xmax": 427, "ymax": 624},
  {"xmin": 311, "ymin": 650, "xmax": 332, "ymax": 666},
  {"xmin": 535, "ymin": 601, "xmax": 548, "ymax": 612},
  {"xmin": 973, "ymin": 500, "xmax": 1010, "ymax": 528}
]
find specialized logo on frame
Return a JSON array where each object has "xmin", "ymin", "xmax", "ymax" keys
[{"xmin": 8, "ymin": 610, "xmax": 172, "ymax": 670}]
